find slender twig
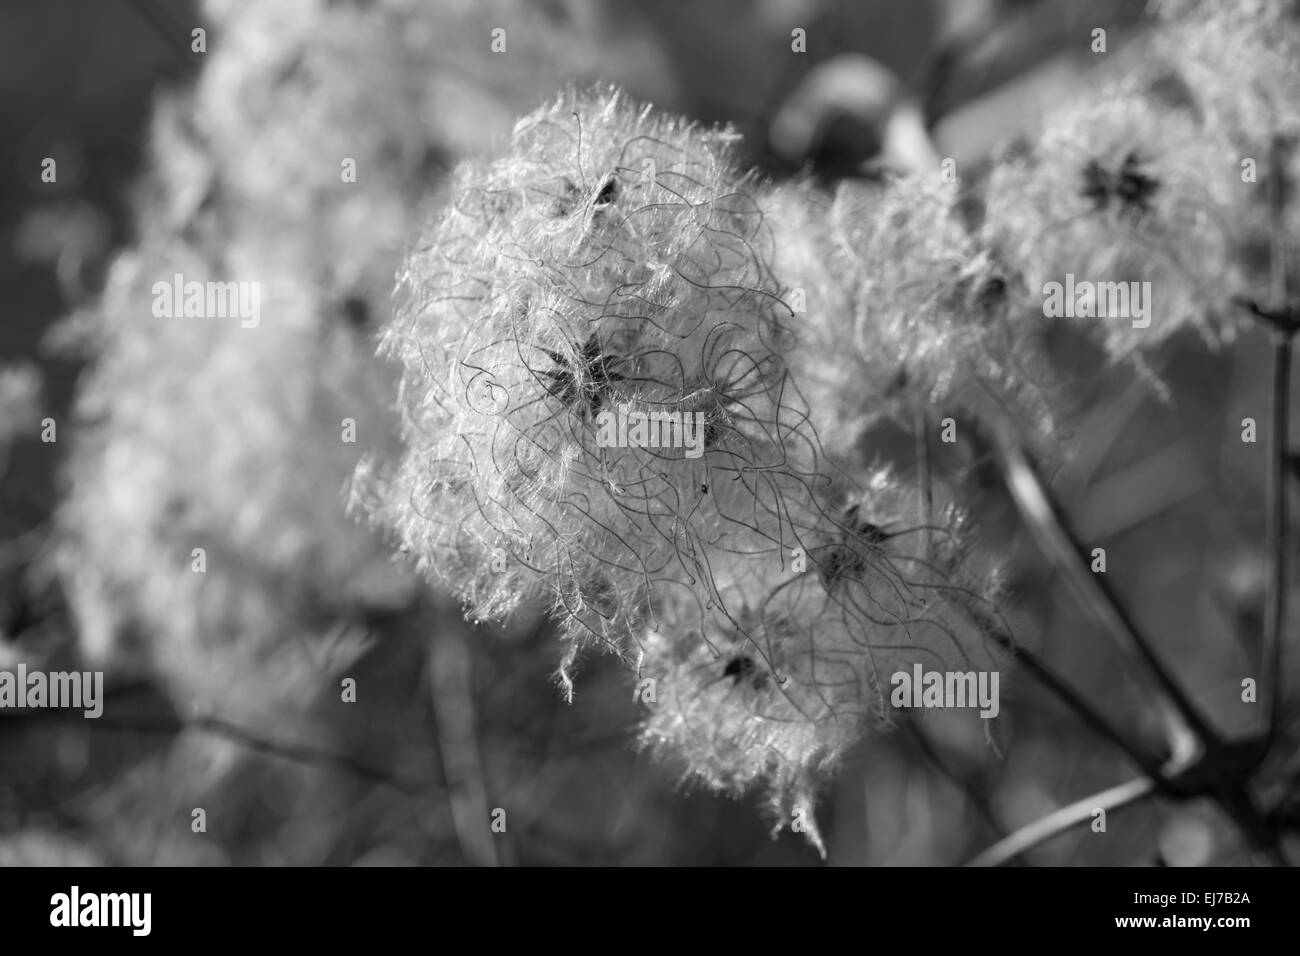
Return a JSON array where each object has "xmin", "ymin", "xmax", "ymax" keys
[
  {"xmin": 915, "ymin": 408, "xmax": 933, "ymax": 559},
  {"xmin": 1262, "ymin": 134, "xmax": 1294, "ymax": 749},
  {"xmin": 993, "ymin": 430, "xmax": 1216, "ymax": 764},
  {"xmin": 428, "ymin": 623, "xmax": 502, "ymax": 867},
  {"xmin": 956, "ymin": 590, "xmax": 1168, "ymax": 780},
  {"xmin": 1264, "ymin": 335, "xmax": 1291, "ymax": 748},
  {"xmin": 901, "ymin": 715, "xmax": 1010, "ymax": 843},
  {"xmin": 23, "ymin": 708, "xmax": 439, "ymax": 798},
  {"xmin": 186, "ymin": 715, "xmax": 436, "ymax": 796},
  {"xmin": 974, "ymin": 618, "xmax": 1170, "ymax": 784},
  {"xmin": 911, "ymin": 418, "xmax": 1167, "ymax": 781},
  {"xmin": 967, "ymin": 775, "xmax": 1157, "ymax": 867},
  {"xmin": 1266, "ymin": 136, "xmax": 1292, "ymax": 311}
]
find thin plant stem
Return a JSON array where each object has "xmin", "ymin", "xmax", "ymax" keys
[
  {"xmin": 901, "ymin": 714, "xmax": 1010, "ymax": 842},
  {"xmin": 1263, "ymin": 134, "xmax": 1293, "ymax": 748},
  {"xmin": 1265, "ymin": 335, "xmax": 1291, "ymax": 747},
  {"xmin": 959, "ymin": 600, "xmax": 1170, "ymax": 783},
  {"xmin": 40, "ymin": 710, "xmax": 441, "ymax": 798},
  {"xmin": 993, "ymin": 430, "xmax": 1217, "ymax": 764},
  {"xmin": 428, "ymin": 623, "xmax": 502, "ymax": 867},
  {"xmin": 915, "ymin": 408, "xmax": 933, "ymax": 559},
  {"xmin": 967, "ymin": 776, "xmax": 1157, "ymax": 867}
]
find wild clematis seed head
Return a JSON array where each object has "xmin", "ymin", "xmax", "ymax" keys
[
  {"xmin": 57, "ymin": 218, "xmax": 413, "ymax": 705},
  {"xmin": 354, "ymin": 88, "xmax": 824, "ymax": 680},
  {"xmin": 1153, "ymin": 0, "xmax": 1300, "ymax": 308},
  {"xmin": 982, "ymin": 77, "xmax": 1266, "ymax": 363},
  {"xmin": 358, "ymin": 88, "xmax": 1013, "ymax": 848},
  {"xmin": 637, "ymin": 468, "xmax": 1006, "ymax": 856},
  {"xmin": 770, "ymin": 176, "xmax": 1061, "ymax": 461},
  {"xmin": 980, "ymin": 0, "xmax": 1300, "ymax": 370},
  {"xmin": 1156, "ymin": 0, "xmax": 1300, "ymax": 148}
]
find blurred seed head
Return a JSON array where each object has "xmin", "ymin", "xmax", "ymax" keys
[
  {"xmin": 771, "ymin": 175, "xmax": 1061, "ymax": 462},
  {"xmin": 52, "ymin": 0, "xmax": 577, "ymax": 703},
  {"xmin": 982, "ymin": 87, "xmax": 1249, "ymax": 362}
]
